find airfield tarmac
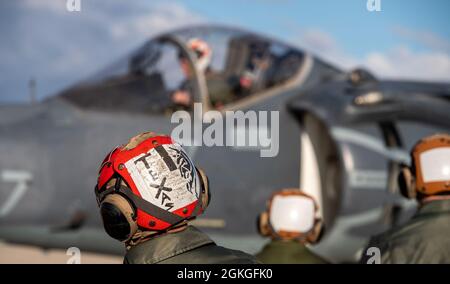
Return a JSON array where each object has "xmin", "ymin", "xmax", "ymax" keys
[{"xmin": 0, "ymin": 241, "xmax": 122, "ymax": 264}]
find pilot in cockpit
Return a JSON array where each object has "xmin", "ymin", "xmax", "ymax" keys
[
  {"xmin": 236, "ymin": 42, "xmax": 271, "ymax": 97},
  {"xmin": 171, "ymin": 38, "xmax": 212, "ymax": 110}
]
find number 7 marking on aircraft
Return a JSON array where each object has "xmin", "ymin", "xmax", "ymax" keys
[{"xmin": 0, "ymin": 170, "xmax": 33, "ymax": 218}]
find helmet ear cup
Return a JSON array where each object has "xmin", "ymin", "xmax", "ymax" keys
[
  {"xmin": 257, "ymin": 212, "xmax": 271, "ymax": 237},
  {"xmin": 306, "ymin": 218, "xmax": 324, "ymax": 244},
  {"xmin": 398, "ymin": 166, "xmax": 416, "ymax": 199},
  {"xmin": 196, "ymin": 168, "xmax": 211, "ymax": 210},
  {"xmin": 99, "ymin": 194, "xmax": 137, "ymax": 242}
]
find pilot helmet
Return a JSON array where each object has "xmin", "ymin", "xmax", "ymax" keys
[
  {"xmin": 186, "ymin": 38, "xmax": 212, "ymax": 72},
  {"xmin": 94, "ymin": 132, "xmax": 210, "ymax": 243},
  {"xmin": 257, "ymin": 189, "xmax": 323, "ymax": 244},
  {"xmin": 399, "ymin": 133, "xmax": 450, "ymax": 199}
]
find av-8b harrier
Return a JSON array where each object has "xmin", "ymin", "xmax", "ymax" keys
[{"xmin": 1, "ymin": 25, "xmax": 449, "ymax": 263}]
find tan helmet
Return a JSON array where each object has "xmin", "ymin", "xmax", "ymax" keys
[
  {"xmin": 257, "ymin": 189, "xmax": 323, "ymax": 244},
  {"xmin": 399, "ymin": 133, "xmax": 450, "ymax": 199}
]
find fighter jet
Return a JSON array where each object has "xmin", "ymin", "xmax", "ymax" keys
[{"xmin": 1, "ymin": 25, "xmax": 449, "ymax": 263}]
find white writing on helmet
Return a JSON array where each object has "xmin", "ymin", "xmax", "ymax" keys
[{"xmin": 124, "ymin": 144, "xmax": 198, "ymax": 211}]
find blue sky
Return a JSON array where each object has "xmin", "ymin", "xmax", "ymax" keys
[
  {"xmin": 185, "ymin": 0, "xmax": 450, "ymax": 55},
  {"xmin": 1, "ymin": 0, "xmax": 449, "ymax": 103}
]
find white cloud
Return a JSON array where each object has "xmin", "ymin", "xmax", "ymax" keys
[
  {"xmin": 365, "ymin": 47, "xmax": 450, "ymax": 81},
  {"xmin": 22, "ymin": 0, "xmax": 67, "ymax": 14},
  {"xmin": 110, "ymin": 2, "xmax": 204, "ymax": 40},
  {"xmin": 295, "ymin": 28, "xmax": 450, "ymax": 82},
  {"xmin": 301, "ymin": 29, "xmax": 336, "ymax": 54},
  {"xmin": 296, "ymin": 28, "xmax": 358, "ymax": 69},
  {"xmin": 2, "ymin": 3, "xmax": 449, "ymax": 103},
  {"xmin": 0, "ymin": 1, "xmax": 205, "ymax": 102},
  {"xmin": 392, "ymin": 26, "xmax": 450, "ymax": 53}
]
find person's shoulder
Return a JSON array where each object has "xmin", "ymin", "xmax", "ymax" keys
[
  {"xmin": 156, "ymin": 243, "xmax": 260, "ymax": 264},
  {"xmin": 360, "ymin": 225, "xmax": 406, "ymax": 263},
  {"xmin": 305, "ymin": 249, "xmax": 329, "ymax": 264},
  {"xmin": 361, "ymin": 220, "xmax": 435, "ymax": 263},
  {"xmin": 123, "ymin": 242, "xmax": 150, "ymax": 264},
  {"xmin": 195, "ymin": 244, "xmax": 261, "ymax": 264},
  {"xmin": 373, "ymin": 214, "xmax": 430, "ymax": 244}
]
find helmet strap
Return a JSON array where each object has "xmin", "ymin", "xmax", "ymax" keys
[
  {"xmin": 125, "ymin": 220, "xmax": 190, "ymax": 249},
  {"xmin": 420, "ymin": 194, "xmax": 450, "ymax": 206}
]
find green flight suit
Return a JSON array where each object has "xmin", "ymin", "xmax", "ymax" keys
[
  {"xmin": 361, "ymin": 199, "xmax": 450, "ymax": 264},
  {"xmin": 255, "ymin": 240, "xmax": 328, "ymax": 264},
  {"xmin": 124, "ymin": 226, "xmax": 259, "ymax": 264}
]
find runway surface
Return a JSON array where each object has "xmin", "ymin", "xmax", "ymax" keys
[{"xmin": 0, "ymin": 241, "xmax": 122, "ymax": 264}]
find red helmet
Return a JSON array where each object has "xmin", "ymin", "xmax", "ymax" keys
[{"xmin": 95, "ymin": 132, "xmax": 210, "ymax": 241}]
